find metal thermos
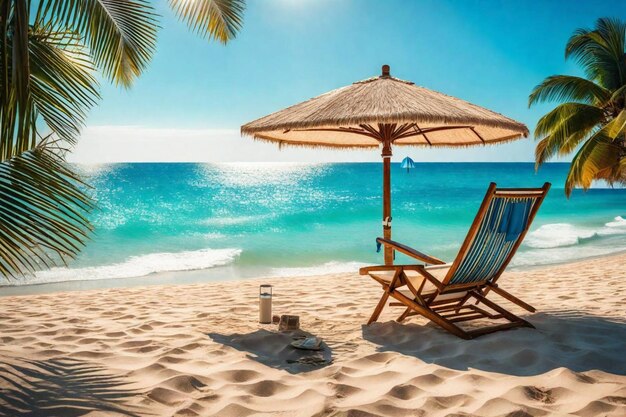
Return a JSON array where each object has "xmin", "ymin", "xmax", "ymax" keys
[{"xmin": 259, "ymin": 284, "xmax": 272, "ymax": 324}]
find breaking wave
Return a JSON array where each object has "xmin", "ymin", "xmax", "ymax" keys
[
  {"xmin": 21, "ymin": 248, "xmax": 242, "ymax": 286},
  {"xmin": 524, "ymin": 216, "xmax": 626, "ymax": 249}
]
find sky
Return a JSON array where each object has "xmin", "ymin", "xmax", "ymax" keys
[{"xmin": 69, "ymin": 0, "xmax": 626, "ymax": 163}]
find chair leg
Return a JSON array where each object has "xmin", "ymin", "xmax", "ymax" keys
[
  {"xmin": 368, "ymin": 288, "xmax": 390, "ymax": 325},
  {"xmin": 391, "ymin": 291, "xmax": 471, "ymax": 339},
  {"xmin": 470, "ymin": 291, "xmax": 534, "ymax": 328},
  {"xmin": 476, "ymin": 286, "xmax": 536, "ymax": 313},
  {"xmin": 397, "ymin": 307, "xmax": 411, "ymax": 322},
  {"xmin": 487, "ymin": 285, "xmax": 536, "ymax": 312}
]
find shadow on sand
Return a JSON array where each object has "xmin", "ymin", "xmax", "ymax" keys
[
  {"xmin": 362, "ymin": 311, "xmax": 626, "ymax": 376},
  {"xmin": 208, "ymin": 329, "xmax": 333, "ymax": 374},
  {"xmin": 0, "ymin": 357, "xmax": 145, "ymax": 417}
]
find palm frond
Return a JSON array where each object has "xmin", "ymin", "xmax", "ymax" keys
[
  {"xmin": 565, "ymin": 131, "xmax": 622, "ymax": 195},
  {"xmin": 534, "ymin": 102, "xmax": 605, "ymax": 138},
  {"xmin": 610, "ymin": 84, "xmax": 626, "ymax": 107},
  {"xmin": 29, "ymin": 24, "xmax": 100, "ymax": 145},
  {"xmin": 534, "ymin": 102, "xmax": 605, "ymax": 165},
  {"xmin": 602, "ymin": 109, "xmax": 626, "ymax": 139},
  {"xmin": 169, "ymin": 0, "xmax": 245, "ymax": 43},
  {"xmin": 0, "ymin": 137, "xmax": 93, "ymax": 278},
  {"xmin": 566, "ymin": 17, "xmax": 626, "ymax": 90},
  {"xmin": 528, "ymin": 75, "xmax": 610, "ymax": 106},
  {"xmin": 37, "ymin": 0, "xmax": 159, "ymax": 87}
]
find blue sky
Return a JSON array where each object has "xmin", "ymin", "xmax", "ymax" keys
[{"xmin": 72, "ymin": 0, "xmax": 626, "ymax": 163}]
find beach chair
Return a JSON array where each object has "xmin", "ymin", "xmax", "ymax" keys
[{"xmin": 360, "ymin": 182, "xmax": 551, "ymax": 339}]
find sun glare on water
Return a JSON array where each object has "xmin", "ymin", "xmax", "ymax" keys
[{"xmin": 198, "ymin": 162, "xmax": 327, "ymax": 187}]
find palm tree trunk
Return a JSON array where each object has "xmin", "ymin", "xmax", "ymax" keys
[
  {"xmin": 12, "ymin": 0, "xmax": 31, "ymax": 148},
  {"xmin": 0, "ymin": 0, "xmax": 12, "ymax": 159}
]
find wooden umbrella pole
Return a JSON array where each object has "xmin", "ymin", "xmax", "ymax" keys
[{"xmin": 381, "ymin": 139, "xmax": 393, "ymax": 265}]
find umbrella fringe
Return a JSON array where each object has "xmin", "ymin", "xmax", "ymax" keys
[
  {"xmin": 241, "ymin": 114, "xmax": 529, "ymax": 136},
  {"xmin": 246, "ymin": 132, "xmax": 527, "ymax": 151}
]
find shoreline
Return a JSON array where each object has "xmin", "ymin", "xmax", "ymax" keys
[{"xmin": 2, "ymin": 249, "xmax": 626, "ymax": 297}]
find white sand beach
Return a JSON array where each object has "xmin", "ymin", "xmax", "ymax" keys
[{"xmin": 1, "ymin": 254, "xmax": 625, "ymax": 417}]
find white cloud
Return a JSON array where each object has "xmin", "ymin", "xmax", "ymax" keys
[{"xmin": 67, "ymin": 125, "xmax": 537, "ymax": 163}]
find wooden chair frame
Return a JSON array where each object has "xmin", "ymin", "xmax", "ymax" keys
[{"xmin": 360, "ymin": 182, "xmax": 551, "ymax": 339}]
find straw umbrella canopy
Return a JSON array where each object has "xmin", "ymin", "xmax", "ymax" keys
[{"xmin": 241, "ymin": 65, "xmax": 529, "ymax": 265}]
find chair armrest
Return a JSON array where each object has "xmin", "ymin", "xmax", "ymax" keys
[
  {"xmin": 376, "ymin": 238, "xmax": 446, "ymax": 265},
  {"xmin": 359, "ymin": 264, "xmax": 427, "ymax": 275},
  {"xmin": 359, "ymin": 263, "xmax": 445, "ymax": 291}
]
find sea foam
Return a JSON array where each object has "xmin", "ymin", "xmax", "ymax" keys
[
  {"xmin": 525, "ymin": 216, "xmax": 626, "ymax": 249},
  {"xmin": 512, "ymin": 215, "xmax": 626, "ymax": 266},
  {"xmin": 605, "ymin": 215, "xmax": 626, "ymax": 228},
  {"xmin": 524, "ymin": 223, "xmax": 597, "ymax": 249},
  {"xmin": 28, "ymin": 248, "xmax": 242, "ymax": 285}
]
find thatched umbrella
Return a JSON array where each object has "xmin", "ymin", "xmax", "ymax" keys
[{"xmin": 241, "ymin": 65, "xmax": 528, "ymax": 265}]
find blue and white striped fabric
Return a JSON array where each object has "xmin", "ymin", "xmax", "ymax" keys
[{"xmin": 448, "ymin": 196, "xmax": 537, "ymax": 285}]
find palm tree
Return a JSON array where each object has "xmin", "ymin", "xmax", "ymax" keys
[
  {"xmin": 529, "ymin": 17, "xmax": 626, "ymax": 196},
  {"xmin": 0, "ymin": 0, "xmax": 245, "ymax": 278}
]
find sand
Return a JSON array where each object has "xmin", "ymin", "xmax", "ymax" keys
[{"xmin": 1, "ymin": 254, "xmax": 625, "ymax": 417}]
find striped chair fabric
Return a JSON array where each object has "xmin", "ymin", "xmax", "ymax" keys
[{"xmin": 448, "ymin": 195, "xmax": 540, "ymax": 285}]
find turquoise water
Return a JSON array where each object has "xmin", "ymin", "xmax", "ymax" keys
[{"xmin": 7, "ymin": 162, "xmax": 626, "ymax": 286}]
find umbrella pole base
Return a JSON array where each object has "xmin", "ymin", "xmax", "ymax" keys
[{"xmin": 383, "ymin": 227, "xmax": 393, "ymax": 265}]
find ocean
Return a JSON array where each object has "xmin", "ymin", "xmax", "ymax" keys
[{"xmin": 2, "ymin": 162, "xmax": 625, "ymax": 292}]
